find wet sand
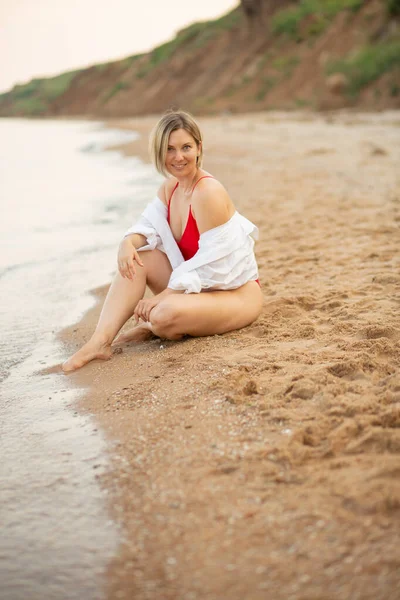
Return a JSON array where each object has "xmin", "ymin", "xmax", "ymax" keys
[{"xmin": 62, "ymin": 112, "xmax": 400, "ymax": 600}]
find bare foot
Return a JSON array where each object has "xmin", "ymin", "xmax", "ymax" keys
[
  {"xmin": 62, "ymin": 337, "xmax": 113, "ymax": 373},
  {"xmin": 114, "ymin": 323, "xmax": 155, "ymax": 345}
]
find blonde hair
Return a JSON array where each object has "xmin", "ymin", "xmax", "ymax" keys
[{"xmin": 149, "ymin": 110, "xmax": 203, "ymax": 177}]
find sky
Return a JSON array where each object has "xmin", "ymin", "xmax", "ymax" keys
[{"xmin": 0, "ymin": 0, "xmax": 237, "ymax": 93}]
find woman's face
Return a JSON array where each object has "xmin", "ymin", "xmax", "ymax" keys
[{"xmin": 165, "ymin": 128, "xmax": 200, "ymax": 177}]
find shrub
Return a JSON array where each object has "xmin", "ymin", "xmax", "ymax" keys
[
  {"xmin": 326, "ymin": 39, "xmax": 400, "ymax": 96},
  {"xmin": 271, "ymin": 0, "xmax": 364, "ymax": 39},
  {"xmin": 387, "ymin": 0, "xmax": 400, "ymax": 16}
]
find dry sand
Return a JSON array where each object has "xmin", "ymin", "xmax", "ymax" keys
[{"xmin": 62, "ymin": 111, "xmax": 400, "ymax": 600}]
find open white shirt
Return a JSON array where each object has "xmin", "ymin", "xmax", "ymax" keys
[{"xmin": 124, "ymin": 197, "xmax": 259, "ymax": 294}]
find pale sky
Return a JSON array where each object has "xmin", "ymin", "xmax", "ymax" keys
[{"xmin": 0, "ymin": 0, "xmax": 237, "ymax": 93}]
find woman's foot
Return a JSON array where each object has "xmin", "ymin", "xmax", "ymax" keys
[
  {"xmin": 113, "ymin": 322, "xmax": 155, "ymax": 345},
  {"xmin": 62, "ymin": 336, "xmax": 113, "ymax": 373}
]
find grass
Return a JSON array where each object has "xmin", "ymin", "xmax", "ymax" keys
[
  {"xmin": 294, "ymin": 97, "xmax": 312, "ymax": 107},
  {"xmin": 10, "ymin": 70, "xmax": 80, "ymax": 103},
  {"xmin": 40, "ymin": 70, "xmax": 81, "ymax": 101},
  {"xmin": 255, "ymin": 76, "xmax": 278, "ymax": 101},
  {"xmin": 13, "ymin": 97, "xmax": 48, "ymax": 115},
  {"xmin": 389, "ymin": 81, "xmax": 400, "ymax": 96},
  {"xmin": 119, "ymin": 54, "xmax": 141, "ymax": 71},
  {"xmin": 0, "ymin": 69, "xmax": 81, "ymax": 115},
  {"xmin": 326, "ymin": 39, "xmax": 400, "ymax": 96},
  {"xmin": 136, "ymin": 7, "xmax": 241, "ymax": 78},
  {"xmin": 272, "ymin": 56, "xmax": 300, "ymax": 77},
  {"xmin": 95, "ymin": 63, "xmax": 110, "ymax": 73},
  {"xmin": 11, "ymin": 78, "xmax": 43, "ymax": 100},
  {"xmin": 102, "ymin": 81, "xmax": 130, "ymax": 103},
  {"xmin": 253, "ymin": 55, "xmax": 300, "ymax": 101},
  {"xmin": 136, "ymin": 25, "xmax": 202, "ymax": 77},
  {"xmin": 211, "ymin": 8, "xmax": 242, "ymax": 31},
  {"xmin": 271, "ymin": 0, "xmax": 364, "ymax": 39}
]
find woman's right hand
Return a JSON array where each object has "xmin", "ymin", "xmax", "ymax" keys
[{"xmin": 117, "ymin": 237, "xmax": 144, "ymax": 280}]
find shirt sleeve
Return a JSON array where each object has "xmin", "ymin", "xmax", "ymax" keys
[{"xmin": 123, "ymin": 198, "xmax": 165, "ymax": 252}]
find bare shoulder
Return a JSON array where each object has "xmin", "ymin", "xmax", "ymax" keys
[
  {"xmin": 157, "ymin": 178, "xmax": 178, "ymax": 206},
  {"xmin": 192, "ymin": 177, "xmax": 235, "ymax": 233}
]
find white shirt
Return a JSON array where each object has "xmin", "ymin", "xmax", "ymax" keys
[{"xmin": 124, "ymin": 197, "xmax": 259, "ymax": 294}]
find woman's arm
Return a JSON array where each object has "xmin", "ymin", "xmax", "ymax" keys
[
  {"xmin": 192, "ymin": 179, "xmax": 235, "ymax": 233},
  {"xmin": 118, "ymin": 181, "xmax": 170, "ymax": 280}
]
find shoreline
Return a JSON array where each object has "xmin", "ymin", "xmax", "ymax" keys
[{"xmin": 63, "ymin": 111, "xmax": 400, "ymax": 600}]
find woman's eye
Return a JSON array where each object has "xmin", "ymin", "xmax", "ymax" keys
[{"xmin": 183, "ymin": 145, "xmax": 190, "ymax": 150}]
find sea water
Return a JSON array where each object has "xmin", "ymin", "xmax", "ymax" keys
[{"xmin": 0, "ymin": 118, "xmax": 160, "ymax": 599}]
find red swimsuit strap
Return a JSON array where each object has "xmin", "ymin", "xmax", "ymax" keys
[
  {"xmin": 168, "ymin": 181, "xmax": 179, "ymax": 206},
  {"xmin": 191, "ymin": 175, "xmax": 214, "ymax": 192},
  {"xmin": 167, "ymin": 182, "xmax": 179, "ymax": 222},
  {"xmin": 167, "ymin": 177, "xmax": 213, "ymax": 220}
]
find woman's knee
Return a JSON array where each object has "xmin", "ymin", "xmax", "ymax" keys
[
  {"xmin": 150, "ymin": 299, "xmax": 182, "ymax": 338},
  {"xmin": 139, "ymin": 249, "xmax": 172, "ymax": 293}
]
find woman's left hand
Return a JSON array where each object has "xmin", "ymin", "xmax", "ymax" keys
[
  {"xmin": 134, "ymin": 288, "xmax": 182, "ymax": 323},
  {"xmin": 134, "ymin": 296, "xmax": 161, "ymax": 323}
]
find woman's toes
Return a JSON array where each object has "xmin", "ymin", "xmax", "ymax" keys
[
  {"xmin": 62, "ymin": 342, "xmax": 112, "ymax": 373},
  {"xmin": 114, "ymin": 324, "xmax": 154, "ymax": 345}
]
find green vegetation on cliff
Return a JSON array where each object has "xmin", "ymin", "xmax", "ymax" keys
[
  {"xmin": 0, "ymin": 1, "xmax": 399, "ymax": 117},
  {"xmin": 271, "ymin": 0, "xmax": 364, "ymax": 39},
  {"xmin": 136, "ymin": 8, "xmax": 242, "ymax": 78},
  {"xmin": 326, "ymin": 38, "xmax": 400, "ymax": 96},
  {"xmin": 1, "ymin": 69, "xmax": 81, "ymax": 115}
]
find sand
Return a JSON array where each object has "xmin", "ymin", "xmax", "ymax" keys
[{"xmin": 61, "ymin": 111, "xmax": 400, "ymax": 600}]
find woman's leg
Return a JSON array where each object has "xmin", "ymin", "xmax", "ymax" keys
[
  {"xmin": 150, "ymin": 281, "xmax": 263, "ymax": 340},
  {"xmin": 62, "ymin": 249, "xmax": 172, "ymax": 372}
]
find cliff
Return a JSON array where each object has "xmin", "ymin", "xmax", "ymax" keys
[{"xmin": 1, "ymin": 0, "xmax": 399, "ymax": 117}]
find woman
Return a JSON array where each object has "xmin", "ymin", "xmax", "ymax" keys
[{"xmin": 63, "ymin": 111, "xmax": 263, "ymax": 372}]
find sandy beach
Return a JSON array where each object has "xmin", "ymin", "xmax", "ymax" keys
[{"xmin": 61, "ymin": 111, "xmax": 400, "ymax": 600}]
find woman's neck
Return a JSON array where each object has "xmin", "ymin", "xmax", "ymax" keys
[{"xmin": 176, "ymin": 168, "xmax": 201, "ymax": 195}]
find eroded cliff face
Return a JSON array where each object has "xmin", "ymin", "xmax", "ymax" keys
[
  {"xmin": 241, "ymin": 0, "xmax": 265, "ymax": 19},
  {"xmin": 1, "ymin": 0, "xmax": 399, "ymax": 117},
  {"xmin": 241, "ymin": 0, "xmax": 290, "ymax": 22}
]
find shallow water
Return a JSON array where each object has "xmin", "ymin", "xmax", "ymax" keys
[{"xmin": 0, "ymin": 119, "xmax": 160, "ymax": 599}]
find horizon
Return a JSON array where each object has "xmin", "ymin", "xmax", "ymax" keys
[{"xmin": 0, "ymin": 0, "xmax": 237, "ymax": 94}]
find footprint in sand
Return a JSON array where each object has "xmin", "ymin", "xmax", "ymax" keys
[
  {"xmin": 327, "ymin": 361, "xmax": 364, "ymax": 381},
  {"xmin": 285, "ymin": 379, "xmax": 316, "ymax": 400},
  {"xmin": 357, "ymin": 325, "xmax": 399, "ymax": 341},
  {"xmin": 345, "ymin": 428, "xmax": 400, "ymax": 455}
]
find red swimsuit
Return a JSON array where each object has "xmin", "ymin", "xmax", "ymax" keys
[{"xmin": 167, "ymin": 176, "xmax": 213, "ymax": 261}]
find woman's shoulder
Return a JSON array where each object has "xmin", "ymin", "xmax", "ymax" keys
[
  {"xmin": 193, "ymin": 172, "xmax": 224, "ymax": 192},
  {"xmin": 157, "ymin": 178, "xmax": 178, "ymax": 206},
  {"xmin": 192, "ymin": 173, "xmax": 235, "ymax": 230},
  {"xmin": 192, "ymin": 173, "xmax": 232, "ymax": 211}
]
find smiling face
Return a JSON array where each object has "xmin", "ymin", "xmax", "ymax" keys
[{"xmin": 165, "ymin": 128, "xmax": 200, "ymax": 177}]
